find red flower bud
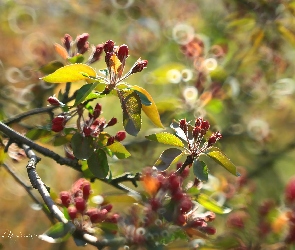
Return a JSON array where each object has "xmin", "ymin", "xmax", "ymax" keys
[
  {"xmin": 47, "ymin": 95, "xmax": 64, "ymax": 106},
  {"xmin": 106, "ymin": 213, "xmax": 120, "ymax": 223},
  {"xmin": 102, "ymin": 204, "xmax": 113, "ymax": 212},
  {"xmin": 195, "ymin": 117, "xmax": 203, "ymax": 127},
  {"xmin": 76, "ymin": 33, "xmax": 89, "ymax": 54},
  {"xmin": 131, "ymin": 59, "xmax": 148, "ymax": 74},
  {"xmin": 176, "ymin": 213, "xmax": 186, "ymax": 226},
  {"xmin": 51, "ymin": 115, "xmax": 67, "ymax": 132},
  {"xmin": 117, "ymin": 44, "xmax": 129, "ymax": 63},
  {"xmin": 82, "ymin": 182, "xmax": 91, "ymax": 200},
  {"xmin": 60, "ymin": 191, "xmax": 71, "ymax": 207},
  {"xmin": 83, "ymin": 126, "xmax": 92, "ymax": 137},
  {"xmin": 63, "ymin": 34, "xmax": 72, "ymax": 52},
  {"xmin": 89, "ymin": 44, "xmax": 104, "ymax": 63},
  {"xmin": 199, "ymin": 226, "xmax": 216, "ymax": 235},
  {"xmin": 107, "ymin": 136, "xmax": 115, "ymax": 146},
  {"xmin": 285, "ymin": 177, "xmax": 295, "ymax": 204},
  {"xmin": 68, "ymin": 206, "xmax": 77, "ymax": 220},
  {"xmin": 179, "ymin": 119, "xmax": 187, "ymax": 133},
  {"xmin": 179, "ymin": 196, "xmax": 193, "ymax": 214},
  {"xmin": 190, "ymin": 219, "xmax": 207, "ymax": 228},
  {"xmin": 107, "ymin": 117, "xmax": 117, "ymax": 127},
  {"xmin": 86, "ymin": 208, "xmax": 108, "ymax": 223},
  {"xmin": 74, "ymin": 197, "xmax": 86, "ymax": 212},
  {"xmin": 115, "ymin": 131, "xmax": 126, "ymax": 142},
  {"xmin": 201, "ymin": 120, "xmax": 210, "ymax": 131},
  {"xmin": 104, "ymin": 40, "xmax": 115, "ymax": 53},
  {"xmin": 207, "ymin": 131, "xmax": 222, "ymax": 147},
  {"xmin": 93, "ymin": 103, "xmax": 102, "ymax": 119}
]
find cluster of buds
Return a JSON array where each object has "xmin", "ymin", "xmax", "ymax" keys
[
  {"xmin": 49, "ymin": 101, "xmax": 119, "ymax": 138},
  {"xmin": 81, "ymin": 103, "xmax": 118, "ymax": 138},
  {"xmin": 101, "ymin": 40, "xmax": 148, "ymax": 93},
  {"xmin": 116, "ymin": 166, "xmax": 216, "ymax": 248},
  {"xmin": 178, "ymin": 117, "xmax": 222, "ymax": 157},
  {"xmin": 142, "ymin": 166, "xmax": 216, "ymax": 235},
  {"xmin": 107, "ymin": 131, "xmax": 126, "ymax": 145},
  {"xmin": 59, "ymin": 178, "xmax": 119, "ymax": 231},
  {"xmin": 62, "ymin": 33, "xmax": 90, "ymax": 57}
]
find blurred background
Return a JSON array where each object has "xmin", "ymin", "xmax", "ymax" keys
[{"xmin": 1, "ymin": 0, "xmax": 295, "ymax": 249}]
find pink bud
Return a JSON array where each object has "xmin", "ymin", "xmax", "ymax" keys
[
  {"xmin": 93, "ymin": 103, "xmax": 102, "ymax": 119},
  {"xmin": 107, "ymin": 117, "xmax": 117, "ymax": 127},
  {"xmin": 286, "ymin": 177, "xmax": 295, "ymax": 204},
  {"xmin": 63, "ymin": 34, "xmax": 72, "ymax": 52},
  {"xmin": 59, "ymin": 191, "xmax": 71, "ymax": 207},
  {"xmin": 107, "ymin": 136, "xmax": 115, "ymax": 146},
  {"xmin": 68, "ymin": 206, "xmax": 77, "ymax": 220},
  {"xmin": 51, "ymin": 115, "xmax": 66, "ymax": 132},
  {"xmin": 74, "ymin": 197, "xmax": 86, "ymax": 212},
  {"xmin": 89, "ymin": 44, "xmax": 104, "ymax": 63},
  {"xmin": 76, "ymin": 33, "xmax": 89, "ymax": 54},
  {"xmin": 117, "ymin": 44, "xmax": 129, "ymax": 62},
  {"xmin": 115, "ymin": 131, "xmax": 126, "ymax": 142},
  {"xmin": 131, "ymin": 59, "xmax": 148, "ymax": 74},
  {"xmin": 47, "ymin": 95, "xmax": 64, "ymax": 106},
  {"xmin": 104, "ymin": 40, "xmax": 115, "ymax": 53},
  {"xmin": 201, "ymin": 120, "xmax": 210, "ymax": 131}
]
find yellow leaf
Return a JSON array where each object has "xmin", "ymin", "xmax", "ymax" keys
[
  {"xmin": 110, "ymin": 54, "xmax": 122, "ymax": 73},
  {"xmin": 42, "ymin": 64, "xmax": 96, "ymax": 83},
  {"xmin": 54, "ymin": 43, "xmax": 68, "ymax": 60},
  {"xmin": 132, "ymin": 85, "xmax": 164, "ymax": 128}
]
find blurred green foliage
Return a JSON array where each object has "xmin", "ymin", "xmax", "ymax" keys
[{"xmin": 1, "ymin": 0, "xmax": 295, "ymax": 249}]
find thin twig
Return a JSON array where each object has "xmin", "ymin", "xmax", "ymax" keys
[
  {"xmin": 4, "ymin": 106, "xmax": 56, "ymax": 126},
  {"xmin": 23, "ymin": 144, "xmax": 70, "ymax": 225},
  {"xmin": 2, "ymin": 162, "xmax": 55, "ymax": 224},
  {"xmin": 0, "ymin": 121, "xmax": 81, "ymax": 170}
]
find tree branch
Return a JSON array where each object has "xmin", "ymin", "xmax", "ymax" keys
[
  {"xmin": 4, "ymin": 106, "xmax": 56, "ymax": 126},
  {"xmin": 0, "ymin": 121, "xmax": 81, "ymax": 171}
]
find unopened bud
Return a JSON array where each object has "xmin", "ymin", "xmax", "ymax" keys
[
  {"xmin": 115, "ymin": 131, "xmax": 126, "ymax": 142},
  {"xmin": 47, "ymin": 95, "xmax": 64, "ymax": 106},
  {"xmin": 52, "ymin": 115, "xmax": 67, "ymax": 132},
  {"xmin": 104, "ymin": 40, "xmax": 115, "ymax": 53},
  {"xmin": 76, "ymin": 33, "xmax": 89, "ymax": 54},
  {"xmin": 89, "ymin": 44, "xmax": 104, "ymax": 63},
  {"xmin": 117, "ymin": 44, "xmax": 129, "ymax": 62},
  {"xmin": 131, "ymin": 59, "xmax": 148, "ymax": 74},
  {"xmin": 107, "ymin": 117, "xmax": 117, "ymax": 127},
  {"xmin": 63, "ymin": 34, "xmax": 72, "ymax": 52}
]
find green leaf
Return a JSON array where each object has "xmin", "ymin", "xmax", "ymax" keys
[
  {"xmin": 170, "ymin": 120, "xmax": 194, "ymax": 141},
  {"xmin": 145, "ymin": 132, "xmax": 185, "ymax": 148},
  {"xmin": 74, "ymin": 82, "xmax": 99, "ymax": 106},
  {"xmin": 26, "ymin": 128, "xmax": 52, "ymax": 140},
  {"xmin": 53, "ymin": 134, "xmax": 72, "ymax": 146},
  {"xmin": 196, "ymin": 193, "xmax": 231, "ymax": 214},
  {"xmin": 87, "ymin": 149, "xmax": 109, "ymax": 178},
  {"xmin": 106, "ymin": 141, "xmax": 131, "ymax": 159},
  {"xmin": 133, "ymin": 90, "xmax": 151, "ymax": 106},
  {"xmin": 71, "ymin": 133, "xmax": 94, "ymax": 160},
  {"xmin": 193, "ymin": 160, "xmax": 208, "ymax": 182},
  {"xmin": 42, "ymin": 64, "xmax": 96, "ymax": 83},
  {"xmin": 154, "ymin": 148, "xmax": 183, "ymax": 171},
  {"xmin": 67, "ymin": 54, "xmax": 84, "ymax": 64},
  {"xmin": 132, "ymin": 85, "xmax": 164, "ymax": 128},
  {"xmin": 39, "ymin": 60, "xmax": 64, "ymax": 74},
  {"xmin": 39, "ymin": 222, "xmax": 75, "ymax": 243},
  {"xmin": 118, "ymin": 89, "xmax": 142, "ymax": 136},
  {"xmin": 207, "ymin": 151, "xmax": 240, "ymax": 176}
]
